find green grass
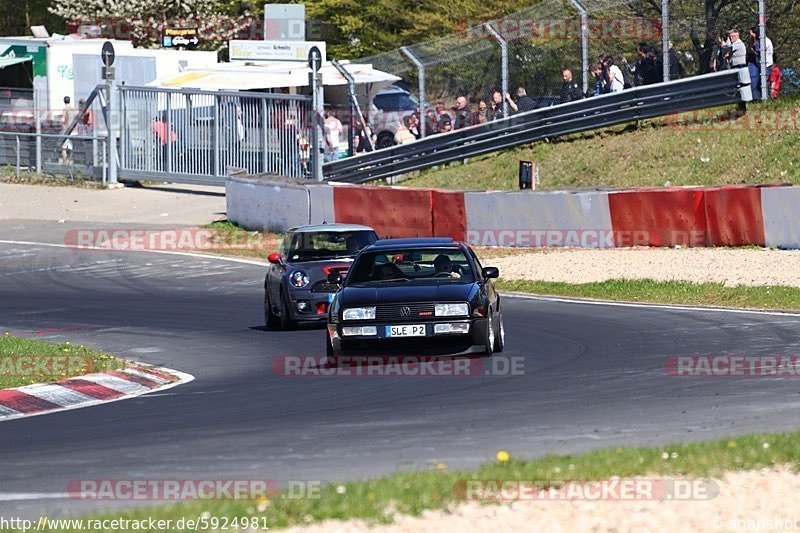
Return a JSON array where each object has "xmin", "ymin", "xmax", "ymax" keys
[
  {"xmin": 0, "ymin": 334, "xmax": 125, "ymax": 389},
  {"xmin": 498, "ymin": 279, "xmax": 800, "ymax": 311},
  {"xmin": 400, "ymin": 97, "xmax": 800, "ymax": 191},
  {"xmin": 193, "ymin": 220, "xmax": 282, "ymax": 260},
  {"xmin": 33, "ymin": 431, "xmax": 800, "ymax": 531}
]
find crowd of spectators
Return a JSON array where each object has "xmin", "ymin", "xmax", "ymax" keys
[{"xmin": 711, "ymin": 26, "xmax": 779, "ymax": 99}]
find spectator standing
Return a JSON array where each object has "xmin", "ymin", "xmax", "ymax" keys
[
  {"xmin": 668, "ymin": 42, "xmax": 685, "ymax": 79},
  {"xmin": 590, "ymin": 63, "xmax": 606, "ymax": 96},
  {"xmin": 489, "ymin": 91, "xmax": 505, "ymax": 121},
  {"xmin": 474, "ymin": 101, "xmax": 489, "ymax": 124},
  {"xmin": 403, "ymin": 113, "xmax": 421, "ymax": 140},
  {"xmin": 323, "ymin": 109, "xmax": 343, "ymax": 162},
  {"xmin": 633, "ymin": 43, "xmax": 654, "ymax": 85},
  {"xmin": 514, "ymin": 87, "xmax": 537, "ymax": 112},
  {"xmin": 424, "ymin": 108, "xmax": 438, "ymax": 135},
  {"xmin": 76, "ymin": 98, "xmax": 94, "ymax": 136},
  {"xmin": 604, "ymin": 57, "xmax": 625, "ymax": 92},
  {"xmin": 435, "ymin": 102, "xmax": 452, "ymax": 133},
  {"xmin": 559, "ymin": 69, "xmax": 583, "ymax": 103},
  {"xmin": 453, "ymin": 97, "xmax": 472, "ymax": 129},
  {"xmin": 712, "ymin": 32, "xmax": 731, "ymax": 71},
  {"xmin": 728, "ymin": 29, "xmax": 747, "ymax": 69},
  {"xmin": 60, "ymin": 96, "xmax": 77, "ymax": 164},
  {"xmin": 769, "ymin": 54, "xmax": 782, "ymax": 99},
  {"xmin": 749, "ymin": 25, "xmax": 774, "ymax": 98}
]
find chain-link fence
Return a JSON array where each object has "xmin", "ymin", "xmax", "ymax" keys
[{"xmin": 357, "ymin": 0, "xmax": 796, "ymax": 133}]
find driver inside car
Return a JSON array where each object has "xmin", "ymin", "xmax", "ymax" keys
[{"xmin": 433, "ymin": 254, "xmax": 461, "ymax": 278}]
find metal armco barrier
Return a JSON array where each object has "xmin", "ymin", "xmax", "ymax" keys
[{"xmin": 323, "ymin": 69, "xmax": 751, "ymax": 184}]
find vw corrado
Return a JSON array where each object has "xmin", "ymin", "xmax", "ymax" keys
[
  {"xmin": 265, "ymin": 224, "xmax": 379, "ymax": 330},
  {"xmin": 325, "ymin": 237, "xmax": 504, "ymax": 363}
]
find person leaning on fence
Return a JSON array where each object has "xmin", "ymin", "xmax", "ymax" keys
[
  {"xmin": 453, "ymin": 97, "xmax": 471, "ymax": 129},
  {"xmin": 560, "ymin": 69, "xmax": 584, "ymax": 103},
  {"xmin": 152, "ymin": 112, "xmax": 178, "ymax": 171},
  {"xmin": 514, "ymin": 87, "xmax": 537, "ymax": 113}
]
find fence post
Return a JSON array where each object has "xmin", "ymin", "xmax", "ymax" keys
[
  {"xmin": 569, "ymin": 0, "xmax": 589, "ymax": 95},
  {"xmin": 401, "ymin": 46, "xmax": 426, "ymax": 138},
  {"xmin": 15, "ymin": 135, "xmax": 20, "ymax": 179},
  {"xmin": 107, "ymin": 77, "xmax": 118, "ymax": 184},
  {"xmin": 165, "ymin": 93, "xmax": 172, "ymax": 174},
  {"xmin": 661, "ymin": 0, "xmax": 670, "ymax": 82},
  {"xmin": 33, "ymin": 84, "xmax": 42, "ymax": 173},
  {"xmin": 758, "ymin": 0, "xmax": 768, "ymax": 100},
  {"xmin": 485, "ymin": 22, "xmax": 509, "ymax": 117},
  {"xmin": 213, "ymin": 94, "xmax": 220, "ymax": 177},
  {"xmin": 118, "ymin": 88, "xmax": 125, "ymax": 173},
  {"xmin": 308, "ymin": 46, "xmax": 324, "ymax": 181}
]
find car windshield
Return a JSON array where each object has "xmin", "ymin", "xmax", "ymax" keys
[
  {"xmin": 286, "ymin": 231, "xmax": 377, "ymax": 261},
  {"xmin": 347, "ymin": 248, "xmax": 475, "ymax": 284}
]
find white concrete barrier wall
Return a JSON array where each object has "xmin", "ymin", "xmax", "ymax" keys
[
  {"xmin": 762, "ymin": 186, "xmax": 800, "ymax": 249},
  {"xmin": 464, "ymin": 190, "xmax": 613, "ymax": 247},
  {"xmin": 225, "ymin": 177, "xmax": 311, "ymax": 232},
  {"xmin": 307, "ymin": 183, "xmax": 336, "ymax": 225}
]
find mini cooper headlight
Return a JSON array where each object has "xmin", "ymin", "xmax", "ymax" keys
[
  {"xmin": 342, "ymin": 307, "xmax": 376, "ymax": 320},
  {"xmin": 434, "ymin": 303, "xmax": 469, "ymax": 316},
  {"xmin": 290, "ymin": 271, "xmax": 309, "ymax": 288}
]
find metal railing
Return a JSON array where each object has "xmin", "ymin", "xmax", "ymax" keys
[
  {"xmin": 0, "ymin": 130, "xmax": 108, "ymax": 181},
  {"xmin": 118, "ymin": 86, "xmax": 313, "ymax": 185},
  {"xmin": 323, "ymin": 69, "xmax": 751, "ymax": 184}
]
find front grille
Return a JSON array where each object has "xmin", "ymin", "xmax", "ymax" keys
[
  {"xmin": 311, "ymin": 280, "xmax": 338, "ymax": 293},
  {"xmin": 375, "ymin": 303, "xmax": 435, "ymax": 321}
]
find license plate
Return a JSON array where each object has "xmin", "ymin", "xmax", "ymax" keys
[{"xmin": 386, "ymin": 325, "xmax": 426, "ymax": 337}]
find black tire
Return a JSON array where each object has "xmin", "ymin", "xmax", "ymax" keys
[
  {"xmin": 264, "ymin": 289, "xmax": 280, "ymax": 329},
  {"xmin": 493, "ymin": 312, "xmax": 505, "ymax": 353},
  {"xmin": 279, "ymin": 289, "xmax": 296, "ymax": 331},
  {"xmin": 484, "ymin": 312, "xmax": 495, "ymax": 356}
]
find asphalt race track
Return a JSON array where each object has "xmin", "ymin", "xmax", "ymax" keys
[{"xmin": 2, "ymin": 227, "xmax": 800, "ymax": 519}]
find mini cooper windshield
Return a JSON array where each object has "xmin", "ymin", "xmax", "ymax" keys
[
  {"xmin": 285, "ymin": 230, "xmax": 378, "ymax": 261},
  {"xmin": 347, "ymin": 248, "xmax": 475, "ymax": 284}
]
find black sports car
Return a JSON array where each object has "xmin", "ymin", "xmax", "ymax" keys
[
  {"xmin": 325, "ymin": 237, "xmax": 504, "ymax": 364},
  {"xmin": 264, "ymin": 224, "xmax": 379, "ymax": 330}
]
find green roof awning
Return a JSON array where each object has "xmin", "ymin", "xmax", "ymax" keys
[{"xmin": 0, "ymin": 56, "xmax": 33, "ymax": 69}]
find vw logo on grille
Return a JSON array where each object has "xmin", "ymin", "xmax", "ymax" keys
[{"xmin": 399, "ymin": 306, "xmax": 412, "ymax": 317}]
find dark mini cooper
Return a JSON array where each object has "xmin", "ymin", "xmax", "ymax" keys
[
  {"xmin": 265, "ymin": 224, "xmax": 379, "ymax": 330},
  {"xmin": 325, "ymin": 237, "xmax": 504, "ymax": 363}
]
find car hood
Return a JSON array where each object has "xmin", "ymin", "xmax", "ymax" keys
[{"xmin": 338, "ymin": 282, "xmax": 476, "ymax": 305}]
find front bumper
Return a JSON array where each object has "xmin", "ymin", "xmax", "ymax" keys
[
  {"xmin": 285, "ymin": 288, "xmax": 335, "ymax": 322},
  {"xmin": 328, "ymin": 317, "xmax": 490, "ymax": 356}
]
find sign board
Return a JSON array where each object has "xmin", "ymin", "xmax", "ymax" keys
[
  {"xmin": 101, "ymin": 41, "xmax": 115, "ymax": 67},
  {"xmin": 162, "ymin": 28, "xmax": 200, "ymax": 48},
  {"xmin": 229, "ymin": 40, "xmax": 326, "ymax": 63},
  {"xmin": 264, "ymin": 4, "xmax": 305, "ymax": 40}
]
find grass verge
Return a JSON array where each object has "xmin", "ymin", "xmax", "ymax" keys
[
  {"xmin": 0, "ymin": 334, "xmax": 124, "ymax": 389},
  {"xmin": 399, "ymin": 97, "xmax": 800, "ymax": 191},
  {"xmin": 35, "ymin": 431, "xmax": 800, "ymax": 531},
  {"xmin": 497, "ymin": 279, "xmax": 800, "ymax": 311}
]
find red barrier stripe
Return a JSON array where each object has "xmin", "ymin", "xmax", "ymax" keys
[
  {"xmin": 609, "ymin": 188, "xmax": 707, "ymax": 247},
  {"xmin": 106, "ymin": 371, "xmax": 160, "ymax": 389},
  {"xmin": 704, "ymin": 185, "xmax": 765, "ymax": 246},
  {"xmin": 431, "ymin": 190, "xmax": 467, "ymax": 241},
  {"xmin": 333, "ymin": 185, "xmax": 433, "ymax": 238},
  {"xmin": 59, "ymin": 379, "xmax": 125, "ymax": 400},
  {"xmin": 0, "ymin": 390, "xmax": 61, "ymax": 414}
]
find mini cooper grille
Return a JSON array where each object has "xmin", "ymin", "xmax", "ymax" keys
[
  {"xmin": 311, "ymin": 281, "xmax": 339, "ymax": 293},
  {"xmin": 375, "ymin": 303, "xmax": 436, "ymax": 321}
]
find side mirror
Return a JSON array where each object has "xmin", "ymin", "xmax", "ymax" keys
[
  {"xmin": 327, "ymin": 272, "xmax": 343, "ymax": 285},
  {"xmin": 267, "ymin": 252, "xmax": 283, "ymax": 265},
  {"xmin": 482, "ymin": 266, "xmax": 500, "ymax": 279}
]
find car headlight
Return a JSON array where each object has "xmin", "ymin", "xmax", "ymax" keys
[
  {"xmin": 342, "ymin": 307, "xmax": 376, "ymax": 320},
  {"xmin": 435, "ymin": 303, "xmax": 469, "ymax": 316},
  {"xmin": 290, "ymin": 271, "xmax": 309, "ymax": 288}
]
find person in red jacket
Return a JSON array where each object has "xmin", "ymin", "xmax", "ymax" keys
[{"xmin": 769, "ymin": 55, "xmax": 782, "ymax": 99}]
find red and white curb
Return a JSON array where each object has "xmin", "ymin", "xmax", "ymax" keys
[{"xmin": 0, "ymin": 364, "xmax": 194, "ymax": 422}]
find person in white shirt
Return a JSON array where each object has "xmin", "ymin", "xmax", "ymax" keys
[
  {"xmin": 323, "ymin": 109, "xmax": 343, "ymax": 162},
  {"xmin": 604, "ymin": 56, "xmax": 625, "ymax": 92}
]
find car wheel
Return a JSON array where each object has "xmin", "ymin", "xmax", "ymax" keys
[
  {"xmin": 265, "ymin": 290, "xmax": 280, "ymax": 329},
  {"xmin": 484, "ymin": 312, "xmax": 495, "ymax": 356},
  {"xmin": 279, "ymin": 289, "xmax": 296, "ymax": 331},
  {"xmin": 493, "ymin": 313, "xmax": 505, "ymax": 353}
]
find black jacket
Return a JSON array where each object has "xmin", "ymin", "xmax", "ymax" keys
[{"xmin": 559, "ymin": 81, "xmax": 583, "ymax": 104}]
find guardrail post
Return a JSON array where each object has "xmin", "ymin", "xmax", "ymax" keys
[
  {"xmin": 15, "ymin": 135, "xmax": 20, "ymax": 178},
  {"xmin": 485, "ymin": 22, "xmax": 509, "ymax": 117},
  {"xmin": 401, "ymin": 46, "xmax": 426, "ymax": 138},
  {"xmin": 661, "ymin": 0, "xmax": 670, "ymax": 82}
]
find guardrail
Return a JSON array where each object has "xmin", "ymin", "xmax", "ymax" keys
[{"xmin": 323, "ymin": 69, "xmax": 752, "ymax": 184}]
